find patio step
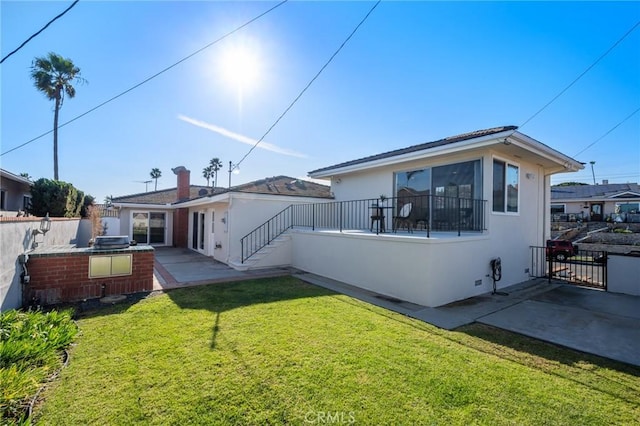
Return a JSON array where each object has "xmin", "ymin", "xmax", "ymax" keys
[{"xmin": 231, "ymin": 234, "xmax": 291, "ymax": 271}]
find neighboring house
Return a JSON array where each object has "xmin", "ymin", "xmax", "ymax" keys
[
  {"xmin": 111, "ymin": 167, "xmax": 332, "ymax": 266},
  {"xmin": 0, "ymin": 169, "xmax": 32, "ymax": 216},
  {"xmin": 551, "ymin": 183, "xmax": 640, "ymax": 223},
  {"xmin": 242, "ymin": 126, "xmax": 583, "ymax": 307}
]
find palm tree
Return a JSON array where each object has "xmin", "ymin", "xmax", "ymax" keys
[
  {"xmin": 30, "ymin": 52, "xmax": 84, "ymax": 181},
  {"xmin": 150, "ymin": 168, "xmax": 162, "ymax": 191},
  {"xmin": 210, "ymin": 158, "xmax": 223, "ymax": 188},
  {"xmin": 202, "ymin": 165, "xmax": 213, "ymax": 187}
]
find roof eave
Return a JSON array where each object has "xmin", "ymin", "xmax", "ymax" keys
[
  {"xmin": 508, "ymin": 131, "xmax": 583, "ymax": 174},
  {"xmin": 309, "ymin": 129, "xmax": 520, "ymax": 179}
]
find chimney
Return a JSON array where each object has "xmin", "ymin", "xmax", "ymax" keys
[
  {"xmin": 602, "ymin": 179, "xmax": 609, "ymax": 185},
  {"xmin": 172, "ymin": 166, "xmax": 190, "ymax": 201}
]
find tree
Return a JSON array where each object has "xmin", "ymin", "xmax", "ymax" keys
[
  {"xmin": 20, "ymin": 172, "xmax": 32, "ymax": 180},
  {"xmin": 210, "ymin": 158, "xmax": 223, "ymax": 188},
  {"xmin": 30, "ymin": 52, "xmax": 84, "ymax": 181},
  {"xmin": 202, "ymin": 165, "xmax": 213, "ymax": 187},
  {"xmin": 150, "ymin": 168, "xmax": 162, "ymax": 191},
  {"xmin": 29, "ymin": 178, "xmax": 90, "ymax": 218}
]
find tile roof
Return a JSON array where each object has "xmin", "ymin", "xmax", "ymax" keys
[
  {"xmin": 309, "ymin": 125, "xmax": 518, "ymax": 175},
  {"xmin": 112, "ymin": 186, "xmax": 219, "ymax": 204},
  {"xmin": 229, "ymin": 176, "xmax": 332, "ymax": 199},
  {"xmin": 551, "ymin": 183, "xmax": 640, "ymax": 200},
  {"xmin": 113, "ymin": 177, "xmax": 331, "ymax": 205}
]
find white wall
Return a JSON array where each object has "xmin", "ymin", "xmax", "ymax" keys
[
  {"xmin": 226, "ymin": 194, "xmax": 330, "ymax": 266},
  {"xmin": 0, "ymin": 218, "xmax": 89, "ymax": 311},
  {"xmin": 608, "ymin": 254, "xmax": 640, "ymax": 296},
  {"xmin": 291, "ymin": 229, "xmax": 535, "ymax": 307}
]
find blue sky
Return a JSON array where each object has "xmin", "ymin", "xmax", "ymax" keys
[{"xmin": 1, "ymin": 1, "xmax": 639, "ymax": 202}]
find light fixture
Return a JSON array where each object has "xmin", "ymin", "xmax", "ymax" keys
[
  {"xmin": 32, "ymin": 213, "xmax": 51, "ymax": 248},
  {"xmin": 34, "ymin": 213, "xmax": 51, "ymax": 235}
]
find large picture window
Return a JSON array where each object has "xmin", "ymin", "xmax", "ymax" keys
[
  {"xmin": 493, "ymin": 159, "xmax": 519, "ymax": 213},
  {"xmin": 394, "ymin": 159, "xmax": 482, "ymax": 230}
]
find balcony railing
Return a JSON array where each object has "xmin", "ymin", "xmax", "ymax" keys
[{"xmin": 241, "ymin": 194, "xmax": 487, "ymax": 263}]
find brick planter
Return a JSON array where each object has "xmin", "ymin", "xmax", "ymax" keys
[{"xmin": 25, "ymin": 245, "xmax": 154, "ymax": 306}]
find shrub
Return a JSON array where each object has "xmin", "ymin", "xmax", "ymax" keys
[
  {"xmin": 29, "ymin": 178, "xmax": 93, "ymax": 218},
  {"xmin": 0, "ymin": 309, "xmax": 77, "ymax": 423}
]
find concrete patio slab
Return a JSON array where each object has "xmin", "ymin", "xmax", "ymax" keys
[
  {"xmin": 478, "ymin": 298, "xmax": 640, "ymax": 367},
  {"xmin": 152, "ymin": 247, "xmax": 290, "ymax": 290}
]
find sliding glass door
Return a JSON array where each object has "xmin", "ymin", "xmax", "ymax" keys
[{"xmin": 132, "ymin": 212, "xmax": 166, "ymax": 245}]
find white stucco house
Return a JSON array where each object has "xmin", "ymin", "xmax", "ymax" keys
[
  {"xmin": 110, "ymin": 168, "xmax": 332, "ymax": 266},
  {"xmin": 240, "ymin": 126, "xmax": 584, "ymax": 307},
  {"xmin": 0, "ymin": 168, "xmax": 32, "ymax": 216},
  {"xmin": 550, "ymin": 182, "xmax": 640, "ymax": 223}
]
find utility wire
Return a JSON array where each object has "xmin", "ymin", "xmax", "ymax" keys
[
  {"xmin": 1, "ymin": 0, "xmax": 288, "ymax": 157},
  {"xmin": 573, "ymin": 106, "xmax": 640, "ymax": 158},
  {"xmin": 1, "ymin": 0, "xmax": 80, "ymax": 64},
  {"xmin": 518, "ymin": 19, "xmax": 640, "ymax": 129},
  {"xmin": 234, "ymin": 0, "xmax": 382, "ymax": 169}
]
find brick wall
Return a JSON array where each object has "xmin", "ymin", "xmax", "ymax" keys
[
  {"xmin": 173, "ymin": 208, "xmax": 189, "ymax": 248},
  {"xmin": 25, "ymin": 249, "xmax": 154, "ymax": 306}
]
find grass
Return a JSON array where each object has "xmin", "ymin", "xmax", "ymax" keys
[
  {"xmin": 0, "ymin": 309, "xmax": 77, "ymax": 423},
  {"xmin": 35, "ymin": 277, "xmax": 640, "ymax": 425}
]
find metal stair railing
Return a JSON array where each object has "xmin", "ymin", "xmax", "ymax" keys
[{"xmin": 241, "ymin": 205, "xmax": 294, "ymax": 264}]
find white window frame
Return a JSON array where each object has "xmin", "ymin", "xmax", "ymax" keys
[{"xmin": 492, "ymin": 157, "xmax": 520, "ymax": 214}]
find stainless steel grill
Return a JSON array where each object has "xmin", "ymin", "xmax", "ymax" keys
[{"xmin": 92, "ymin": 236, "xmax": 130, "ymax": 250}]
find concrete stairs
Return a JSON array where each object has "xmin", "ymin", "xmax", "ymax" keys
[{"xmin": 229, "ymin": 234, "xmax": 290, "ymax": 271}]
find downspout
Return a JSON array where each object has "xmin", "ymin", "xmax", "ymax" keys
[{"xmin": 226, "ymin": 194, "xmax": 233, "ymax": 264}]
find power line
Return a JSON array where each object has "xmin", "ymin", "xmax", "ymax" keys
[
  {"xmin": 519, "ymin": 19, "xmax": 640, "ymax": 129},
  {"xmin": 1, "ymin": 0, "xmax": 80, "ymax": 64},
  {"xmin": 573, "ymin": 106, "xmax": 640, "ymax": 158},
  {"xmin": 234, "ymin": 0, "xmax": 382, "ymax": 169},
  {"xmin": 1, "ymin": 0, "xmax": 288, "ymax": 157}
]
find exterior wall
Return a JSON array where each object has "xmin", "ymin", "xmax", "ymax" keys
[
  {"xmin": 174, "ymin": 208, "xmax": 188, "ymax": 248},
  {"xmin": 290, "ymin": 149, "xmax": 550, "ymax": 307},
  {"xmin": 188, "ymin": 202, "xmax": 228, "ymax": 260},
  {"xmin": 226, "ymin": 194, "xmax": 328, "ymax": 266},
  {"xmin": 0, "ymin": 217, "xmax": 91, "ymax": 311},
  {"xmin": 554, "ymin": 199, "xmax": 640, "ymax": 221},
  {"xmin": 291, "ymin": 230, "xmax": 534, "ymax": 307},
  {"xmin": 102, "ymin": 217, "xmax": 121, "ymax": 236},
  {"xmin": 25, "ymin": 246, "xmax": 154, "ymax": 305},
  {"xmin": 608, "ymin": 253, "xmax": 640, "ymax": 296}
]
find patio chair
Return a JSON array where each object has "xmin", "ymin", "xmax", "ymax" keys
[
  {"xmin": 370, "ymin": 206, "xmax": 386, "ymax": 232},
  {"xmin": 393, "ymin": 202, "xmax": 414, "ymax": 233}
]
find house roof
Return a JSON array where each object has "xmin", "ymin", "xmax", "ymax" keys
[
  {"xmin": 228, "ymin": 176, "xmax": 332, "ymax": 199},
  {"xmin": 113, "ymin": 177, "xmax": 331, "ymax": 206},
  {"xmin": 1, "ymin": 168, "xmax": 33, "ymax": 186},
  {"xmin": 112, "ymin": 185, "xmax": 218, "ymax": 204},
  {"xmin": 308, "ymin": 126, "xmax": 518, "ymax": 176},
  {"xmin": 551, "ymin": 183, "xmax": 640, "ymax": 201}
]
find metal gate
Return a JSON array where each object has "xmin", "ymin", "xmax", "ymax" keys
[{"xmin": 530, "ymin": 246, "xmax": 607, "ymax": 290}]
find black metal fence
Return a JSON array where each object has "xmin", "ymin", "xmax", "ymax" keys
[
  {"xmin": 241, "ymin": 194, "xmax": 487, "ymax": 263},
  {"xmin": 530, "ymin": 246, "xmax": 607, "ymax": 290}
]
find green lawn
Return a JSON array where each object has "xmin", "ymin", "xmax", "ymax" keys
[{"xmin": 35, "ymin": 277, "xmax": 639, "ymax": 425}]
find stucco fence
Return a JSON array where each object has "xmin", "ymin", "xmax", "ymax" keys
[{"xmin": 0, "ymin": 217, "xmax": 91, "ymax": 311}]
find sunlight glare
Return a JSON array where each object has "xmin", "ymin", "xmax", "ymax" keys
[{"xmin": 219, "ymin": 45, "xmax": 262, "ymax": 93}]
